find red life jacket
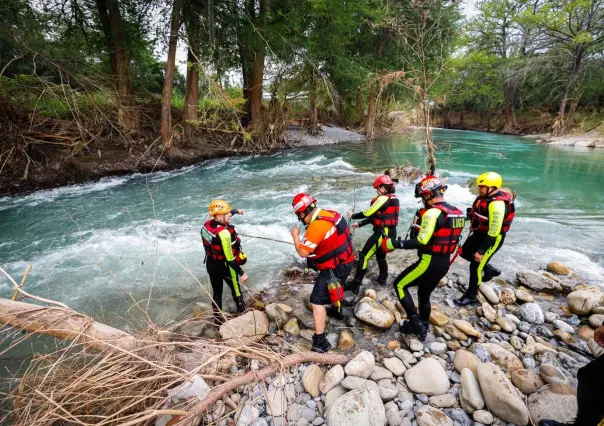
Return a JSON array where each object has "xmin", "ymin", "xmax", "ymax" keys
[
  {"xmin": 201, "ymin": 220, "xmax": 242, "ymax": 262},
  {"xmin": 469, "ymin": 191, "xmax": 515, "ymax": 233},
  {"xmin": 410, "ymin": 202, "xmax": 466, "ymax": 255},
  {"xmin": 371, "ymin": 194, "xmax": 400, "ymax": 228},
  {"xmin": 307, "ymin": 210, "xmax": 354, "ymax": 271}
]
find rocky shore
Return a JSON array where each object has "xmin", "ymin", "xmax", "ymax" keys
[{"xmin": 158, "ymin": 254, "xmax": 603, "ymax": 426}]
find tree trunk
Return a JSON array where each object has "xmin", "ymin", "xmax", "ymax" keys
[
  {"xmin": 183, "ymin": 1, "xmax": 202, "ymax": 140},
  {"xmin": 365, "ymin": 85, "xmax": 376, "ymax": 139},
  {"xmin": 161, "ymin": 0, "xmax": 184, "ymax": 155},
  {"xmin": 554, "ymin": 45, "xmax": 584, "ymax": 136},
  {"xmin": 356, "ymin": 91, "xmax": 363, "ymax": 125},
  {"xmin": 308, "ymin": 68, "xmax": 319, "ymax": 135},
  {"xmin": 486, "ymin": 107, "xmax": 491, "ymax": 132},
  {"xmin": 502, "ymin": 106, "xmax": 518, "ymax": 134},
  {"xmin": 563, "ymin": 97, "xmax": 580, "ymax": 134},
  {"xmin": 459, "ymin": 108, "xmax": 465, "ymax": 129}
]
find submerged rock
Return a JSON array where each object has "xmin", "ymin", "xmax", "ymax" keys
[
  {"xmin": 547, "ymin": 261, "xmax": 571, "ymax": 275},
  {"xmin": 516, "ymin": 269, "xmax": 562, "ymax": 294}
]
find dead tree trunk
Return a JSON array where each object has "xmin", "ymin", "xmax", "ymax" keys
[
  {"xmin": 553, "ymin": 45, "xmax": 584, "ymax": 136},
  {"xmin": 161, "ymin": 0, "xmax": 184, "ymax": 155}
]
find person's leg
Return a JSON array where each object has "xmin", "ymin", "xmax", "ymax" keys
[
  {"xmin": 310, "ymin": 270, "xmax": 333, "ymax": 353},
  {"xmin": 482, "ymin": 234, "xmax": 505, "ymax": 281},
  {"xmin": 393, "ymin": 255, "xmax": 431, "ymax": 340},
  {"xmin": 418, "ymin": 255, "xmax": 449, "ymax": 323},
  {"xmin": 376, "ymin": 227, "xmax": 396, "ymax": 285},
  {"xmin": 349, "ymin": 232, "xmax": 380, "ymax": 290},
  {"xmin": 206, "ymin": 260, "xmax": 226, "ymax": 325},
  {"xmin": 224, "ymin": 263, "xmax": 245, "ymax": 312},
  {"xmin": 455, "ymin": 233, "xmax": 494, "ymax": 306}
]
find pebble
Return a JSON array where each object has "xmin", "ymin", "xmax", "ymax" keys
[
  {"xmin": 473, "ymin": 410, "xmax": 494, "ymax": 424},
  {"xmin": 446, "ymin": 408, "xmax": 472, "ymax": 426},
  {"xmin": 429, "ymin": 394, "xmax": 457, "ymax": 408},
  {"xmin": 553, "ymin": 320, "xmax": 575, "ymax": 334},
  {"xmin": 429, "ymin": 342, "xmax": 448, "ymax": 355}
]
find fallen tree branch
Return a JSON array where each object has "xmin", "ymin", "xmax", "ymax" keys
[{"xmin": 178, "ymin": 351, "xmax": 350, "ymax": 425}]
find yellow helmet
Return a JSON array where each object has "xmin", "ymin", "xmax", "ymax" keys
[
  {"xmin": 476, "ymin": 172, "xmax": 502, "ymax": 189},
  {"xmin": 208, "ymin": 199, "xmax": 231, "ymax": 216}
]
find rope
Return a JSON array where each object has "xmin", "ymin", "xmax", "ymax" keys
[{"xmin": 237, "ymin": 232, "xmax": 293, "ymax": 245}]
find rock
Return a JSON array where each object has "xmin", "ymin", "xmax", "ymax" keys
[
  {"xmin": 528, "ymin": 384, "xmax": 578, "ymax": 424},
  {"xmin": 325, "ymin": 386, "xmax": 347, "ymax": 409},
  {"xmin": 402, "ymin": 334, "xmax": 424, "ymax": 352},
  {"xmin": 447, "ymin": 340, "xmax": 461, "ymax": 351},
  {"xmin": 385, "ymin": 401, "xmax": 404, "ymax": 426},
  {"xmin": 287, "ymin": 403, "xmax": 316, "ymax": 423},
  {"xmin": 300, "ymin": 329, "xmax": 314, "ymax": 341},
  {"xmin": 219, "ymin": 310, "xmax": 270, "ymax": 345},
  {"xmin": 236, "ymin": 405, "xmax": 260, "ymax": 426},
  {"xmin": 284, "ymin": 318, "xmax": 300, "ymax": 335},
  {"xmin": 589, "ymin": 313, "xmax": 604, "ymax": 328},
  {"xmin": 444, "ymin": 324, "xmax": 468, "ymax": 341},
  {"xmin": 499, "ymin": 288, "xmax": 516, "ymax": 305},
  {"xmin": 327, "ymin": 388, "xmax": 385, "ymax": 426},
  {"xmin": 338, "ymin": 330, "xmax": 355, "ymax": 350},
  {"xmin": 477, "ymin": 343, "xmax": 524, "ymax": 371},
  {"xmin": 453, "ymin": 350, "xmax": 480, "ymax": 376},
  {"xmin": 388, "ymin": 340, "xmax": 401, "ymax": 350},
  {"xmin": 473, "ymin": 410, "xmax": 493, "ymax": 425},
  {"xmin": 547, "ymin": 262, "xmax": 571, "ymax": 275},
  {"xmin": 578, "ymin": 325, "xmax": 595, "ymax": 340},
  {"xmin": 539, "ymin": 364, "xmax": 570, "ymax": 386},
  {"xmin": 515, "ymin": 288, "xmax": 535, "ymax": 303},
  {"xmin": 521, "ymin": 343, "xmax": 557, "ymax": 356},
  {"xmin": 354, "ymin": 297, "xmax": 395, "ymax": 328},
  {"xmin": 460, "ymin": 368, "xmax": 485, "ymax": 411},
  {"xmin": 495, "ymin": 317, "xmax": 516, "ymax": 333},
  {"xmin": 516, "ymin": 269, "xmax": 563, "ymax": 294},
  {"xmin": 520, "ymin": 303, "xmax": 545, "ymax": 324},
  {"xmin": 345, "ymin": 351, "xmax": 375, "ymax": 379},
  {"xmin": 265, "ymin": 303, "xmax": 290, "ymax": 328},
  {"xmin": 303, "ymin": 365, "xmax": 324, "ymax": 398},
  {"xmin": 510, "ymin": 336, "xmax": 523, "ymax": 350},
  {"xmin": 416, "ymin": 406, "xmax": 453, "ymax": 426},
  {"xmin": 371, "ymin": 366, "xmax": 394, "ymax": 381},
  {"xmin": 593, "ymin": 306, "xmax": 604, "ymax": 314},
  {"xmin": 479, "ymin": 283, "xmax": 500, "ymax": 304},
  {"xmin": 476, "ymin": 362, "xmax": 529, "ymax": 426},
  {"xmin": 445, "ymin": 408, "xmax": 471, "ymax": 426},
  {"xmin": 429, "ymin": 394, "xmax": 457, "ymax": 408},
  {"xmin": 364, "ymin": 289, "xmax": 377, "ymax": 300},
  {"xmin": 384, "ymin": 357, "xmax": 407, "ymax": 376},
  {"xmin": 553, "ymin": 319, "xmax": 575, "ymax": 334},
  {"xmin": 453, "ymin": 320, "xmax": 481, "ymax": 337},
  {"xmin": 553, "ymin": 329, "xmax": 576, "ymax": 344},
  {"xmin": 404, "ymin": 358, "xmax": 450, "ymax": 395},
  {"xmin": 378, "ymin": 379, "xmax": 399, "ymax": 401},
  {"xmin": 472, "ymin": 345, "xmax": 492, "ymax": 363},
  {"xmin": 267, "ymin": 387, "xmax": 288, "ymax": 417},
  {"xmin": 588, "ymin": 338, "xmax": 604, "ymax": 357},
  {"xmin": 395, "ymin": 348, "xmax": 418, "ymax": 365},
  {"xmin": 567, "ymin": 286, "xmax": 603, "ymax": 315},
  {"xmin": 340, "ymin": 376, "xmax": 378, "ymax": 393},
  {"xmin": 511, "ymin": 369, "xmax": 546, "ymax": 395},
  {"xmin": 429, "ymin": 342, "xmax": 448, "ymax": 356},
  {"xmin": 481, "ymin": 303, "xmax": 498, "ymax": 322},
  {"xmin": 430, "ymin": 311, "xmax": 450, "ymax": 327},
  {"xmin": 319, "ymin": 365, "xmax": 345, "ymax": 394}
]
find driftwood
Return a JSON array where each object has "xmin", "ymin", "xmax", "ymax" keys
[{"xmin": 178, "ymin": 351, "xmax": 350, "ymax": 425}]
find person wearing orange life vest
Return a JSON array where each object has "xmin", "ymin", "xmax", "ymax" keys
[
  {"xmin": 347, "ymin": 175, "xmax": 400, "ymax": 293},
  {"xmin": 382, "ymin": 176, "xmax": 465, "ymax": 341},
  {"xmin": 454, "ymin": 172, "xmax": 515, "ymax": 306},
  {"xmin": 201, "ymin": 199, "xmax": 249, "ymax": 324},
  {"xmin": 290, "ymin": 193, "xmax": 355, "ymax": 353}
]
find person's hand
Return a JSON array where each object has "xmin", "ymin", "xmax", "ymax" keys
[
  {"xmin": 240, "ymin": 273, "xmax": 248, "ymax": 283},
  {"xmin": 347, "ymin": 211, "xmax": 353, "ymax": 218},
  {"xmin": 595, "ymin": 325, "xmax": 604, "ymax": 348},
  {"xmin": 474, "ymin": 252, "xmax": 483, "ymax": 262},
  {"xmin": 352, "ymin": 223, "xmax": 359, "ymax": 229},
  {"xmin": 237, "ymin": 209, "xmax": 244, "ymax": 215},
  {"xmin": 291, "ymin": 225, "xmax": 299, "ymax": 238}
]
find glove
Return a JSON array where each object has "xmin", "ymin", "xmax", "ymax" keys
[
  {"xmin": 237, "ymin": 252, "xmax": 248, "ymax": 265},
  {"xmin": 466, "ymin": 207, "xmax": 473, "ymax": 221},
  {"xmin": 381, "ymin": 236, "xmax": 396, "ymax": 253}
]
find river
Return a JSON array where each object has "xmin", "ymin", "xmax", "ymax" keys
[{"xmin": 1, "ymin": 129, "xmax": 603, "ymax": 328}]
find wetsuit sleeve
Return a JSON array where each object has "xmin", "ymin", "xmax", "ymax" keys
[
  {"xmin": 396, "ymin": 208, "xmax": 441, "ymax": 249},
  {"xmin": 218, "ymin": 229, "xmax": 244, "ymax": 275},
  {"xmin": 351, "ymin": 195, "xmax": 389, "ymax": 219},
  {"xmin": 357, "ymin": 218, "xmax": 372, "ymax": 227},
  {"xmin": 229, "ymin": 209, "xmax": 240, "ymax": 215},
  {"xmin": 478, "ymin": 200, "xmax": 505, "ymax": 254}
]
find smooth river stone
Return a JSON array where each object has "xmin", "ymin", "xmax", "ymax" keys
[{"xmin": 404, "ymin": 358, "xmax": 450, "ymax": 395}]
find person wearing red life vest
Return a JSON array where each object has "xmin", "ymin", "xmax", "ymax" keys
[
  {"xmin": 347, "ymin": 175, "xmax": 400, "ymax": 293},
  {"xmin": 201, "ymin": 199, "xmax": 249, "ymax": 325},
  {"xmin": 454, "ymin": 172, "xmax": 515, "ymax": 306},
  {"xmin": 382, "ymin": 176, "xmax": 465, "ymax": 341},
  {"xmin": 290, "ymin": 193, "xmax": 355, "ymax": 353}
]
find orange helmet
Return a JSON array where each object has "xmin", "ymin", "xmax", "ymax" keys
[
  {"xmin": 292, "ymin": 193, "xmax": 317, "ymax": 214},
  {"xmin": 414, "ymin": 175, "xmax": 447, "ymax": 199},
  {"xmin": 208, "ymin": 199, "xmax": 231, "ymax": 216}
]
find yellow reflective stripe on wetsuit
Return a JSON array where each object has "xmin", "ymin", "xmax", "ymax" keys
[
  {"xmin": 361, "ymin": 227, "xmax": 389, "ymax": 270},
  {"xmin": 362, "ymin": 195, "xmax": 390, "ymax": 217},
  {"xmin": 395, "ymin": 208, "xmax": 441, "ymax": 298},
  {"xmin": 218, "ymin": 229, "xmax": 241, "ymax": 297},
  {"xmin": 476, "ymin": 234, "xmax": 503, "ymax": 286},
  {"xmin": 487, "ymin": 200, "xmax": 505, "ymax": 237}
]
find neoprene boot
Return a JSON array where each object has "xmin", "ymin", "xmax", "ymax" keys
[
  {"xmin": 454, "ymin": 294, "xmax": 478, "ymax": 307},
  {"xmin": 326, "ymin": 305, "xmax": 344, "ymax": 320},
  {"xmin": 345, "ymin": 279, "xmax": 362, "ymax": 295},
  {"xmin": 311, "ymin": 333, "xmax": 331, "ymax": 353},
  {"xmin": 234, "ymin": 296, "xmax": 246, "ymax": 313},
  {"xmin": 400, "ymin": 313, "xmax": 428, "ymax": 341},
  {"xmin": 213, "ymin": 307, "xmax": 225, "ymax": 326},
  {"xmin": 377, "ymin": 258, "xmax": 388, "ymax": 286},
  {"xmin": 482, "ymin": 264, "xmax": 502, "ymax": 282}
]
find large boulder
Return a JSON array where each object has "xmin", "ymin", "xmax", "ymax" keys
[
  {"xmin": 416, "ymin": 406, "xmax": 453, "ymax": 426},
  {"xmin": 547, "ymin": 261, "xmax": 571, "ymax": 275},
  {"xmin": 354, "ymin": 297, "xmax": 395, "ymax": 328},
  {"xmin": 516, "ymin": 269, "xmax": 563, "ymax": 294},
  {"xmin": 264, "ymin": 303, "xmax": 289, "ymax": 328},
  {"xmin": 567, "ymin": 286, "xmax": 603, "ymax": 315},
  {"xmin": 320, "ymin": 365, "xmax": 345, "ymax": 394},
  {"xmin": 327, "ymin": 388, "xmax": 386, "ymax": 426},
  {"xmin": 475, "ymin": 343, "xmax": 524, "ymax": 372},
  {"xmin": 219, "ymin": 310, "xmax": 269, "ymax": 345},
  {"xmin": 528, "ymin": 384, "xmax": 578, "ymax": 424},
  {"xmin": 404, "ymin": 358, "xmax": 450, "ymax": 395},
  {"xmin": 344, "ymin": 350, "xmax": 375, "ymax": 379},
  {"xmin": 476, "ymin": 362, "xmax": 529, "ymax": 426}
]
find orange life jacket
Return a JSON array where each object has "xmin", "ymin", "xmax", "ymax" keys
[
  {"xmin": 201, "ymin": 220, "xmax": 242, "ymax": 263},
  {"xmin": 371, "ymin": 194, "xmax": 400, "ymax": 228},
  {"xmin": 469, "ymin": 191, "xmax": 515, "ymax": 233},
  {"xmin": 307, "ymin": 210, "xmax": 354, "ymax": 271},
  {"xmin": 410, "ymin": 202, "xmax": 465, "ymax": 255}
]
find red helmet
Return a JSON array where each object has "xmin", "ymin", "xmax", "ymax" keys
[
  {"xmin": 373, "ymin": 175, "xmax": 395, "ymax": 189},
  {"xmin": 414, "ymin": 175, "xmax": 447, "ymax": 199},
  {"xmin": 292, "ymin": 193, "xmax": 317, "ymax": 214}
]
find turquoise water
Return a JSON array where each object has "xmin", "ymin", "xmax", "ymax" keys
[{"xmin": 1, "ymin": 129, "xmax": 603, "ymax": 326}]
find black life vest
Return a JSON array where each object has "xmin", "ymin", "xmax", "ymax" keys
[
  {"xmin": 410, "ymin": 202, "xmax": 465, "ymax": 255},
  {"xmin": 371, "ymin": 194, "xmax": 400, "ymax": 228},
  {"xmin": 201, "ymin": 220, "xmax": 242, "ymax": 262},
  {"xmin": 307, "ymin": 210, "xmax": 354, "ymax": 271},
  {"xmin": 470, "ymin": 191, "xmax": 515, "ymax": 233}
]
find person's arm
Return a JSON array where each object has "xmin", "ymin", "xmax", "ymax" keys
[
  {"xmin": 351, "ymin": 195, "xmax": 389, "ymax": 219},
  {"xmin": 229, "ymin": 209, "xmax": 243, "ymax": 215},
  {"xmin": 478, "ymin": 200, "xmax": 504, "ymax": 254},
  {"xmin": 218, "ymin": 229, "xmax": 244, "ymax": 275},
  {"xmin": 357, "ymin": 217, "xmax": 372, "ymax": 227},
  {"xmin": 291, "ymin": 226, "xmax": 313, "ymax": 258},
  {"xmin": 386, "ymin": 209, "xmax": 441, "ymax": 250}
]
